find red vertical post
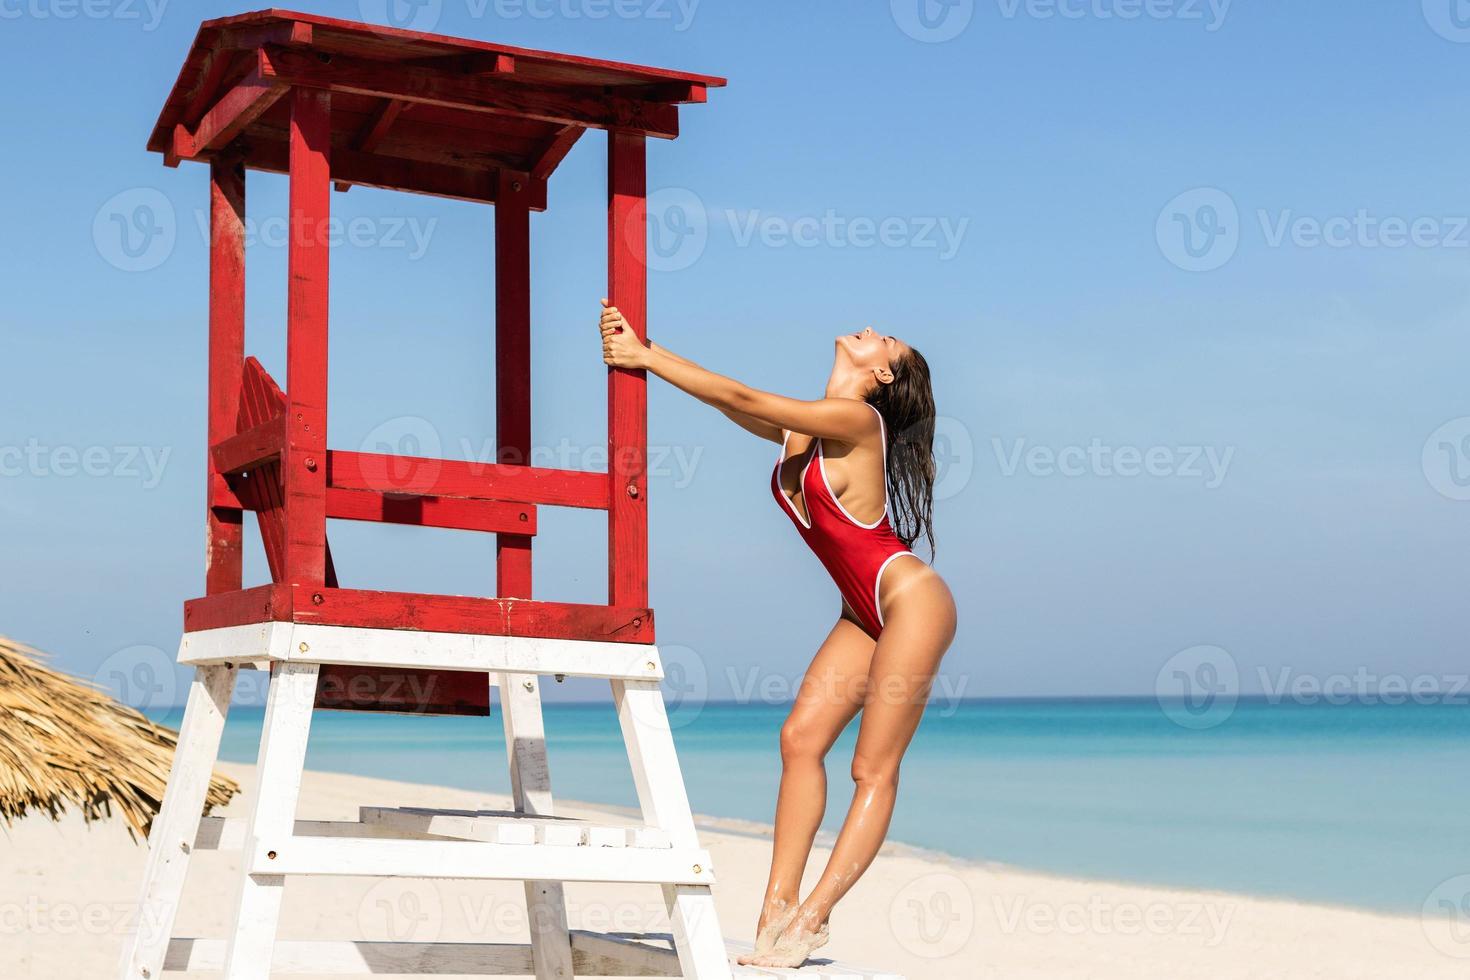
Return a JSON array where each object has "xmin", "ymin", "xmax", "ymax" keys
[
  {"xmin": 283, "ymin": 87, "xmax": 331, "ymax": 587},
  {"xmin": 495, "ymin": 170, "xmax": 534, "ymax": 599},
  {"xmin": 606, "ymin": 131, "xmax": 648, "ymax": 608},
  {"xmin": 206, "ymin": 153, "xmax": 246, "ymax": 594}
]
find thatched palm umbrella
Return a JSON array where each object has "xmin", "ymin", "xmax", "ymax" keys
[{"xmin": 0, "ymin": 635, "xmax": 237, "ymax": 839}]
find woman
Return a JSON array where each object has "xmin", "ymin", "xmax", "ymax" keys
[{"xmin": 599, "ymin": 301, "xmax": 956, "ymax": 969}]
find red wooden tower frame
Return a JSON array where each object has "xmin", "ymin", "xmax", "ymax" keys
[{"xmin": 148, "ymin": 10, "xmax": 725, "ymax": 715}]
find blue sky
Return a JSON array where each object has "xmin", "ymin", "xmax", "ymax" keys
[{"xmin": 2, "ymin": 1, "xmax": 1468, "ymax": 707}]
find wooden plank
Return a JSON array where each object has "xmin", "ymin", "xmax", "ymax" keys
[
  {"xmin": 572, "ymin": 931, "xmax": 682, "ymax": 977},
  {"xmin": 360, "ymin": 806, "xmax": 671, "ymax": 848},
  {"xmin": 223, "ymin": 662, "xmax": 319, "ymax": 980},
  {"xmin": 163, "ymin": 935, "xmax": 903, "ymax": 978},
  {"xmin": 248, "ymin": 138, "xmax": 517, "ymax": 206},
  {"xmin": 173, "ymin": 70, "xmax": 288, "ymax": 161},
  {"xmin": 665, "ymin": 884, "xmax": 735, "ymax": 980},
  {"xmin": 163, "ymin": 934, "xmax": 695, "ymax": 976},
  {"xmin": 290, "ymin": 586, "xmax": 652, "ymax": 641},
  {"xmin": 614, "ymin": 678, "xmax": 733, "ymax": 979},
  {"xmin": 178, "ymin": 53, "xmax": 238, "ymax": 149},
  {"xmin": 326, "ymin": 486, "xmax": 535, "ymax": 535},
  {"xmin": 194, "ymin": 816, "xmax": 440, "ymax": 851},
  {"xmin": 234, "ymin": 359, "xmax": 290, "ymax": 584},
  {"xmin": 351, "ymin": 98, "xmax": 406, "ymax": 152},
  {"xmin": 177, "ymin": 619, "xmax": 286, "ymax": 668},
  {"xmin": 495, "ymin": 169, "xmax": 535, "ymax": 597},
  {"xmin": 183, "ymin": 584, "xmax": 282, "ymax": 634},
  {"xmin": 210, "ymin": 413, "xmax": 286, "ymax": 475},
  {"xmin": 405, "ymin": 51, "xmax": 518, "ymax": 75},
  {"xmin": 328, "ymin": 451, "xmax": 610, "ymax": 509},
  {"xmin": 532, "ymin": 125, "xmax": 584, "ymax": 180},
  {"xmin": 205, "ymin": 155, "xmax": 246, "ymax": 595},
  {"xmin": 247, "ymin": 835, "xmax": 714, "ymax": 884},
  {"xmin": 497, "ymin": 673, "xmax": 576, "ymax": 978},
  {"xmin": 177, "ymin": 622, "xmax": 665, "ymax": 681},
  {"xmin": 282, "ymin": 87, "xmax": 332, "ymax": 588},
  {"xmin": 182, "ymin": 587, "xmax": 653, "ymax": 643},
  {"xmin": 193, "ymin": 10, "xmax": 728, "ymax": 86},
  {"xmin": 607, "ymin": 131, "xmax": 650, "ymax": 608},
  {"xmin": 640, "ymin": 82, "xmax": 709, "ymax": 104},
  {"xmin": 218, "ymin": 20, "xmax": 313, "ymax": 51},
  {"xmin": 258, "ymin": 45, "xmax": 681, "ymax": 139},
  {"xmin": 117, "ymin": 665, "xmax": 237, "ymax": 980},
  {"xmin": 167, "ymin": 939, "xmax": 536, "ymax": 975}
]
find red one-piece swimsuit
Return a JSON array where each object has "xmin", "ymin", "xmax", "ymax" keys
[{"xmin": 772, "ymin": 404, "xmax": 919, "ymax": 639}]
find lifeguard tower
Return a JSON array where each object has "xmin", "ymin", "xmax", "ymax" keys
[{"xmin": 119, "ymin": 12, "xmax": 899, "ymax": 980}]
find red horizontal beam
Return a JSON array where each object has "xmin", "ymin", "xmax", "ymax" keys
[
  {"xmin": 258, "ymin": 44, "xmax": 680, "ymax": 139},
  {"xmin": 183, "ymin": 584, "xmax": 278, "ymax": 634},
  {"xmin": 183, "ymin": 585, "xmax": 654, "ymax": 643},
  {"xmin": 327, "ymin": 451, "xmax": 609, "ymax": 509},
  {"xmin": 326, "ymin": 486, "xmax": 536, "ymax": 535},
  {"xmin": 218, "ymin": 20, "xmax": 313, "ymax": 51},
  {"xmin": 247, "ymin": 140, "xmax": 547, "ymax": 209},
  {"xmin": 211, "ymin": 414, "xmax": 286, "ymax": 475}
]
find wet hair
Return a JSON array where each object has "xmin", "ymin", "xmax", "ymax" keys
[{"xmin": 866, "ymin": 347, "xmax": 937, "ymax": 557}]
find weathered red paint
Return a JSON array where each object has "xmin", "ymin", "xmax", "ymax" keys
[
  {"xmin": 206, "ymin": 154, "xmax": 246, "ymax": 596},
  {"xmin": 607, "ymin": 131, "xmax": 649, "ymax": 608},
  {"xmin": 170, "ymin": 13, "xmax": 718, "ymax": 715}
]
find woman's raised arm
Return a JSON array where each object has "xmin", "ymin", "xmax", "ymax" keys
[{"xmin": 599, "ymin": 302, "xmax": 875, "ymax": 444}]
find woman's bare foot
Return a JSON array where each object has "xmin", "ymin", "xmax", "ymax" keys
[
  {"xmin": 736, "ymin": 900, "xmax": 798, "ymax": 965},
  {"xmin": 751, "ymin": 910, "xmax": 831, "ymax": 968}
]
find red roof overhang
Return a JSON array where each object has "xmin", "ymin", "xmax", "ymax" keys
[{"xmin": 147, "ymin": 9, "xmax": 725, "ymax": 208}]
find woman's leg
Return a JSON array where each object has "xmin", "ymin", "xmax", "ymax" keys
[
  {"xmin": 756, "ymin": 573, "xmax": 956, "ymax": 966},
  {"xmin": 740, "ymin": 614, "xmax": 874, "ymax": 962}
]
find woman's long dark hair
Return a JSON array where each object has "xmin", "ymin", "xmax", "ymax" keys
[{"xmin": 866, "ymin": 347, "xmax": 937, "ymax": 557}]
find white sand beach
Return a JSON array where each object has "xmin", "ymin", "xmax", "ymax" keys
[{"xmin": 3, "ymin": 762, "xmax": 1459, "ymax": 979}]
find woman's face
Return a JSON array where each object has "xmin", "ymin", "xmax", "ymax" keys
[{"xmin": 836, "ymin": 326, "xmax": 908, "ymax": 374}]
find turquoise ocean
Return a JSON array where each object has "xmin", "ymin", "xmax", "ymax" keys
[{"xmin": 149, "ymin": 698, "xmax": 1470, "ymax": 915}]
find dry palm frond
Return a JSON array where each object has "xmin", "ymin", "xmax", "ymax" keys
[{"xmin": 0, "ymin": 635, "xmax": 237, "ymax": 839}]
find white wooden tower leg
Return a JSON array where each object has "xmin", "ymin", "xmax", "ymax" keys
[
  {"xmin": 118, "ymin": 663, "xmax": 238, "ymax": 980},
  {"xmin": 499, "ymin": 673, "xmax": 574, "ymax": 980},
  {"xmin": 613, "ymin": 679, "xmax": 733, "ymax": 980},
  {"xmin": 222, "ymin": 661, "xmax": 319, "ymax": 980}
]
